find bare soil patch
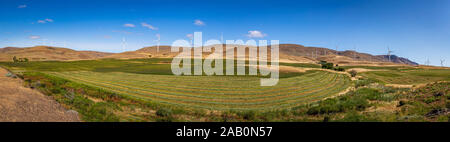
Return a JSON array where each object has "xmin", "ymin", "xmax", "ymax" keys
[{"xmin": 0, "ymin": 68, "xmax": 80, "ymax": 122}]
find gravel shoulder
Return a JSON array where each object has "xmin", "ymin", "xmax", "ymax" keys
[{"xmin": 0, "ymin": 68, "xmax": 80, "ymax": 122}]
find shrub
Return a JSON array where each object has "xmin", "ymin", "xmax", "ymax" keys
[
  {"xmin": 424, "ymin": 97, "xmax": 439, "ymax": 104},
  {"xmin": 355, "ymin": 79, "xmax": 376, "ymax": 88},
  {"xmin": 306, "ymin": 95, "xmax": 370, "ymax": 115},
  {"xmin": 335, "ymin": 67, "xmax": 345, "ymax": 72},
  {"xmin": 321, "ymin": 63, "xmax": 334, "ymax": 69},
  {"xmin": 239, "ymin": 111, "xmax": 257, "ymax": 120},
  {"xmin": 156, "ymin": 108, "xmax": 173, "ymax": 117},
  {"xmin": 349, "ymin": 70, "xmax": 357, "ymax": 77},
  {"xmin": 339, "ymin": 111, "xmax": 372, "ymax": 122},
  {"xmin": 398, "ymin": 100, "xmax": 407, "ymax": 107}
]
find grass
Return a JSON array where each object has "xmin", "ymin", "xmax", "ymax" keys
[
  {"xmin": 279, "ymin": 63, "xmax": 321, "ymax": 68},
  {"xmin": 360, "ymin": 69, "xmax": 450, "ymax": 84},
  {"xmin": 340, "ymin": 65, "xmax": 414, "ymax": 70},
  {"xmin": 3, "ymin": 58, "xmax": 449, "ymax": 122},
  {"xmin": 46, "ymin": 70, "xmax": 350, "ymax": 110}
]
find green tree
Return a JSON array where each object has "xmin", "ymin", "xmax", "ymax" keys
[
  {"xmin": 13, "ymin": 56, "xmax": 18, "ymax": 62},
  {"xmin": 349, "ymin": 70, "xmax": 357, "ymax": 77}
]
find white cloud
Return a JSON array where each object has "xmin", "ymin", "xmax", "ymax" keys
[
  {"xmin": 36, "ymin": 18, "xmax": 54, "ymax": 24},
  {"xmin": 45, "ymin": 18, "xmax": 54, "ymax": 22},
  {"xmin": 123, "ymin": 23, "xmax": 135, "ymax": 28},
  {"xmin": 18, "ymin": 5, "xmax": 27, "ymax": 8},
  {"xmin": 141, "ymin": 22, "xmax": 158, "ymax": 30},
  {"xmin": 246, "ymin": 30, "xmax": 267, "ymax": 38},
  {"xmin": 194, "ymin": 20, "xmax": 205, "ymax": 26},
  {"xmin": 29, "ymin": 35, "xmax": 40, "ymax": 39},
  {"xmin": 186, "ymin": 34, "xmax": 193, "ymax": 39},
  {"xmin": 37, "ymin": 20, "xmax": 47, "ymax": 24}
]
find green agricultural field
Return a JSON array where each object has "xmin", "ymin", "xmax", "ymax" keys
[
  {"xmin": 0, "ymin": 58, "xmax": 351, "ymax": 111},
  {"xmin": 360, "ymin": 69, "xmax": 450, "ymax": 85},
  {"xmin": 4, "ymin": 59, "xmax": 449, "ymax": 122},
  {"xmin": 46, "ymin": 70, "xmax": 350, "ymax": 110}
]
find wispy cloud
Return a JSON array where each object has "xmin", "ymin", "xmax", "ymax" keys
[
  {"xmin": 18, "ymin": 5, "xmax": 27, "ymax": 8},
  {"xmin": 45, "ymin": 18, "xmax": 54, "ymax": 22},
  {"xmin": 36, "ymin": 18, "xmax": 54, "ymax": 24},
  {"xmin": 29, "ymin": 35, "xmax": 41, "ymax": 39},
  {"xmin": 186, "ymin": 34, "xmax": 193, "ymax": 38},
  {"xmin": 123, "ymin": 23, "xmax": 135, "ymax": 28},
  {"xmin": 246, "ymin": 30, "xmax": 267, "ymax": 38},
  {"xmin": 194, "ymin": 20, "xmax": 205, "ymax": 26},
  {"xmin": 37, "ymin": 20, "xmax": 46, "ymax": 24},
  {"xmin": 141, "ymin": 22, "xmax": 158, "ymax": 30}
]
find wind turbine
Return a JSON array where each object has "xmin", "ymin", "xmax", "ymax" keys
[
  {"xmin": 441, "ymin": 59, "xmax": 445, "ymax": 67},
  {"xmin": 220, "ymin": 32, "xmax": 224, "ymax": 44},
  {"xmin": 387, "ymin": 46, "xmax": 394, "ymax": 62},
  {"xmin": 121, "ymin": 37, "xmax": 127, "ymax": 51},
  {"xmin": 425, "ymin": 58, "xmax": 430, "ymax": 66},
  {"xmin": 154, "ymin": 34, "xmax": 160, "ymax": 52},
  {"xmin": 335, "ymin": 46, "xmax": 338, "ymax": 55}
]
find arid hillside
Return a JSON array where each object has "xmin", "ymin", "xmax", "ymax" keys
[
  {"xmin": 1, "ymin": 44, "xmax": 418, "ymax": 66},
  {"xmin": 0, "ymin": 46, "xmax": 113, "ymax": 61}
]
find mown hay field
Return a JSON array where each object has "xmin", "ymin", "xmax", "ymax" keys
[
  {"xmin": 46, "ymin": 70, "xmax": 351, "ymax": 110},
  {"xmin": 360, "ymin": 69, "xmax": 450, "ymax": 85}
]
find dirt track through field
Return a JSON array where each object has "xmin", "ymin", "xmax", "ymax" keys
[{"xmin": 0, "ymin": 68, "xmax": 80, "ymax": 122}]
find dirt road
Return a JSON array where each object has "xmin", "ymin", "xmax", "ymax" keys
[{"xmin": 0, "ymin": 68, "xmax": 80, "ymax": 122}]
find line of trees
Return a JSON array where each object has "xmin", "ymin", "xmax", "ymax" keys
[{"xmin": 13, "ymin": 56, "xmax": 29, "ymax": 63}]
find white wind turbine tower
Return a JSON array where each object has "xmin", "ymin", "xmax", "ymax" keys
[
  {"xmin": 387, "ymin": 46, "xmax": 394, "ymax": 62},
  {"xmin": 440, "ymin": 59, "xmax": 445, "ymax": 67},
  {"xmin": 220, "ymin": 32, "xmax": 224, "ymax": 44},
  {"xmin": 154, "ymin": 34, "xmax": 161, "ymax": 52},
  {"xmin": 121, "ymin": 37, "xmax": 127, "ymax": 52},
  {"xmin": 187, "ymin": 35, "xmax": 193, "ymax": 46},
  {"xmin": 335, "ymin": 46, "xmax": 338, "ymax": 55},
  {"xmin": 425, "ymin": 58, "xmax": 430, "ymax": 66}
]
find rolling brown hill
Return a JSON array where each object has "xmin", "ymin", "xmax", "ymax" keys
[
  {"xmin": 0, "ymin": 44, "xmax": 418, "ymax": 66},
  {"xmin": 0, "ymin": 46, "xmax": 113, "ymax": 61},
  {"xmin": 102, "ymin": 44, "xmax": 417, "ymax": 65}
]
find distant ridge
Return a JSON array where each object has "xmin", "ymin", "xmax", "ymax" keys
[
  {"xmin": 0, "ymin": 46, "xmax": 113, "ymax": 61},
  {"xmin": 0, "ymin": 44, "xmax": 418, "ymax": 66}
]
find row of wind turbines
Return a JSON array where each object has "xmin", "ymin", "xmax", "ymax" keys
[{"xmin": 119, "ymin": 35, "xmax": 446, "ymax": 67}]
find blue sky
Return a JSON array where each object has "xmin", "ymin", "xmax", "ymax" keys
[{"xmin": 0, "ymin": 0, "xmax": 449, "ymax": 66}]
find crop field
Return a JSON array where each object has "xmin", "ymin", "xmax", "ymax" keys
[
  {"xmin": 360, "ymin": 69, "xmax": 450, "ymax": 84},
  {"xmin": 2, "ymin": 58, "xmax": 450, "ymax": 122},
  {"xmin": 46, "ymin": 70, "xmax": 350, "ymax": 110}
]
